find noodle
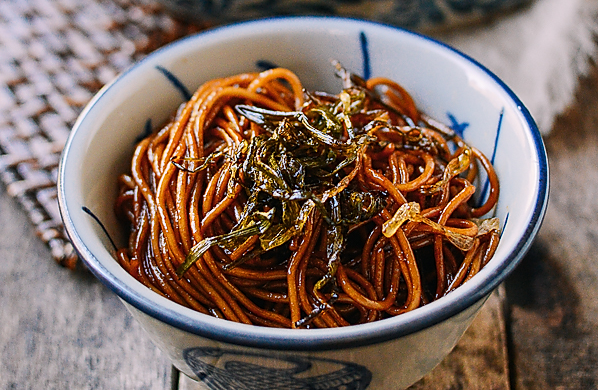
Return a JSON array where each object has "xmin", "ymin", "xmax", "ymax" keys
[{"xmin": 114, "ymin": 65, "xmax": 500, "ymax": 328}]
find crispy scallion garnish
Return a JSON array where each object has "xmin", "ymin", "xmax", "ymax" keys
[
  {"xmin": 176, "ymin": 80, "xmax": 386, "ymax": 280},
  {"xmin": 168, "ymin": 64, "xmax": 497, "ymax": 327}
]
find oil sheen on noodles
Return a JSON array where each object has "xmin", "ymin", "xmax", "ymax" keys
[{"xmin": 114, "ymin": 64, "xmax": 500, "ymax": 329}]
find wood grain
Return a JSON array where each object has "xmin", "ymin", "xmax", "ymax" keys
[
  {"xmin": 410, "ymin": 288, "xmax": 509, "ymax": 390},
  {"xmin": 504, "ymin": 65, "xmax": 598, "ymax": 390},
  {"xmin": 0, "ymin": 187, "xmax": 173, "ymax": 390}
]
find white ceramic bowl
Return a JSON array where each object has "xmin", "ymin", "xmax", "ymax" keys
[{"xmin": 58, "ymin": 17, "xmax": 548, "ymax": 389}]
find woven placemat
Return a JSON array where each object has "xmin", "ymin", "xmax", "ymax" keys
[{"xmin": 0, "ymin": 0, "xmax": 204, "ymax": 268}]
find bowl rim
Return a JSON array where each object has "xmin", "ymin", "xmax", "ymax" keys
[{"xmin": 58, "ymin": 15, "xmax": 549, "ymax": 351}]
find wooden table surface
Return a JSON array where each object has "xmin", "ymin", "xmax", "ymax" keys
[{"xmin": 2, "ymin": 3, "xmax": 598, "ymax": 390}]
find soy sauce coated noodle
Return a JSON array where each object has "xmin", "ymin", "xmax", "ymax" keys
[{"xmin": 114, "ymin": 65, "xmax": 500, "ymax": 328}]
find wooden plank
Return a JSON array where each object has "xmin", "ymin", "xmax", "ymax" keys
[
  {"xmin": 178, "ymin": 288, "xmax": 510, "ymax": 390},
  {"xmin": 410, "ymin": 287, "xmax": 509, "ymax": 390},
  {"xmin": 0, "ymin": 188, "xmax": 173, "ymax": 389},
  {"xmin": 504, "ymin": 65, "xmax": 598, "ymax": 390}
]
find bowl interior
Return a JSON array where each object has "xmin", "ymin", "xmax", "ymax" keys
[{"xmin": 59, "ymin": 17, "xmax": 547, "ymax": 349}]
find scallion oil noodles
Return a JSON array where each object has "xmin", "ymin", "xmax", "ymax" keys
[{"xmin": 114, "ymin": 64, "xmax": 500, "ymax": 329}]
